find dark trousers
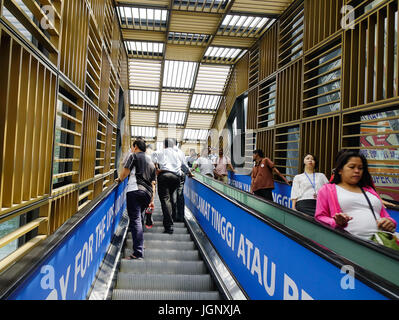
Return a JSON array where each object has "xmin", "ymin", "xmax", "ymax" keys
[
  {"xmin": 296, "ymin": 199, "xmax": 317, "ymax": 216},
  {"xmin": 157, "ymin": 172, "xmax": 180, "ymax": 231},
  {"xmin": 126, "ymin": 190, "xmax": 151, "ymax": 258},
  {"xmin": 254, "ymin": 188, "xmax": 274, "ymax": 202},
  {"xmin": 173, "ymin": 175, "xmax": 186, "ymax": 222}
]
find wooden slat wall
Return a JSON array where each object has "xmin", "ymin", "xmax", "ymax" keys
[
  {"xmin": 259, "ymin": 23, "xmax": 278, "ymax": 81},
  {"xmin": 304, "ymin": 0, "xmax": 343, "ymax": 51},
  {"xmin": 1, "ymin": 0, "xmax": 61, "ymax": 65},
  {"xmin": 59, "ymin": 0, "xmax": 90, "ymax": 92},
  {"xmin": 256, "ymin": 129, "xmax": 274, "ymax": 161},
  {"xmin": 0, "ymin": 0, "xmax": 129, "ymax": 270},
  {"xmin": 247, "ymin": 88, "xmax": 258, "ymax": 130},
  {"xmin": 276, "ymin": 59, "xmax": 302, "ymax": 124},
  {"xmin": 301, "ymin": 116, "xmax": 340, "ymax": 177},
  {"xmin": 215, "ymin": 0, "xmax": 399, "ymax": 195}
]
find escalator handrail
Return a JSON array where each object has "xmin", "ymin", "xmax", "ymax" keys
[
  {"xmin": 188, "ymin": 174, "xmax": 399, "ymax": 299},
  {"xmin": 0, "ymin": 182, "xmax": 120, "ymax": 300}
]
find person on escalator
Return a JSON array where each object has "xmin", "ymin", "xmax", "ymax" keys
[
  {"xmin": 315, "ymin": 150, "xmax": 397, "ymax": 242},
  {"xmin": 115, "ymin": 139, "xmax": 156, "ymax": 260},
  {"xmin": 250, "ymin": 149, "xmax": 290, "ymax": 202},
  {"xmin": 290, "ymin": 153, "xmax": 329, "ymax": 216}
]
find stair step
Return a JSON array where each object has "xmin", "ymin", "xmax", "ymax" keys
[
  {"xmin": 120, "ymin": 259, "xmax": 207, "ymax": 274},
  {"xmin": 142, "ymin": 227, "xmax": 188, "ymax": 234},
  {"xmin": 116, "ymin": 273, "xmax": 214, "ymax": 291},
  {"xmin": 112, "ymin": 289, "xmax": 221, "ymax": 300},
  {"xmin": 142, "ymin": 233, "xmax": 191, "ymax": 241},
  {"xmin": 124, "ymin": 248, "xmax": 201, "ymax": 261}
]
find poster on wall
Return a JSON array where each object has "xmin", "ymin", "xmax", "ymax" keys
[{"xmin": 360, "ymin": 111, "xmax": 399, "ymax": 203}]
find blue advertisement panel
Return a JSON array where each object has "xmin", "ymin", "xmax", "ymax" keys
[
  {"xmin": 8, "ymin": 181, "xmax": 127, "ymax": 300},
  {"xmin": 184, "ymin": 178, "xmax": 388, "ymax": 300},
  {"xmin": 228, "ymin": 173, "xmax": 292, "ymax": 208}
]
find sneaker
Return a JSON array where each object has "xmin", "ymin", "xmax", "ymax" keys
[{"xmin": 125, "ymin": 254, "xmax": 143, "ymax": 260}]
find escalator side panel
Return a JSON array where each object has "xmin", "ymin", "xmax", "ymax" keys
[{"xmin": 184, "ymin": 177, "xmax": 391, "ymax": 300}]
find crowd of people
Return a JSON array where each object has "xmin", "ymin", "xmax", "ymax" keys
[
  {"xmin": 115, "ymin": 138, "xmax": 240, "ymax": 259},
  {"xmin": 116, "ymin": 138, "xmax": 398, "ymax": 259}
]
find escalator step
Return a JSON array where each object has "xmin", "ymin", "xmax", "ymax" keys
[
  {"xmin": 116, "ymin": 273, "xmax": 214, "ymax": 291},
  {"xmin": 112, "ymin": 289, "xmax": 221, "ymax": 300},
  {"xmin": 143, "ymin": 233, "xmax": 191, "ymax": 241},
  {"xmin": 142, "ymin": 227, "xmax": 188, "ymax": 234},
  {"xmin": 120, "ymin": 259, "xmax": 207, "ymax": 274},
  {"xmin": 124, "ymin": 248, "xmax": 201, "ymax": 261},
  {"xmin": 126, "ymin": 239, "xmax": 195, "ymax": 250}
]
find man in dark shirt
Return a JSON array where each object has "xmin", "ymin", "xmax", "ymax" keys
[
  {"xmin": 250, "ymin": 149, "xmax": 290, "ymax": 202},
  {"xmin": 115, "ymin": 139, "xmax": 156, "ymax": 260}
]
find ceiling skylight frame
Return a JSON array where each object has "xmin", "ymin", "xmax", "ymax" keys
[
  {"xmin": 130, "ymin": 90, "xmax": 159, "ymax": 110},
  {"xmin": 125, "ymin": 41, "xmax": 164, "ymax": 59},
  {"xmin": 167, "ymin": 32, "xmax": 211, "ymax": 46},
  {"xmin": 203, "ymin": 46, "xmax": 246, "ymax": 63},
  {"xmin": 183, "ymin": 129, "xmax": 209, "ymax": 141},
  {"xmin": 162, "ymin": 60, "xmax": 198, "ymax": 92},
  {"xmin": 190, "ymin": 94, "xmax": 222, "ymax": 113},
  {"xmin": 129, "ymin": 59, "xmax": 162, "ymax": 90},
  {"xmin": 172, "ymin": 0, "xmax": 231, "ymax": 12},
  {"xmin": 194, "ymin": 64, "xmax": 232, "ymax": 94},
  {"xmin": 117, "ymin": 6, "xmax": 168, "ymax": 31},
  {"xmin": 131, "ymin": 126, "xmax": 157, "ymax": 140},
  {"xmin": 218, "ymin": 14, "xmax": 275, "ymax": 37},
  {"xmin": 159, "ymin": 111, "xmax": 187, "ymax": 126}
]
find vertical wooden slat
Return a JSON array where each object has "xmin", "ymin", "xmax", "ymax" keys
[
  {"xmin": 366, "ymin": 15, "xmax": 375, "ymax": 103},
  {"xmin": 13, "ymin": 48, "xmax": 29, "ymax": 204},
  {"xmin": 357, "ymin": 20, "xmax": 366, "ymax": 106},
  {"xmin": 0, "ymin": 33, "xmax": 12, "ymax": 209},
  {"xmin": 3, "ymin": 40, "xmax": 21, "ymax": 207},
  {"xmin": 375, "ymin": 10, "xmax": 384, "ymax": 101},
  {"xmin": 385, "ymin": 3, "xmax": 394, "ymax": 99}
]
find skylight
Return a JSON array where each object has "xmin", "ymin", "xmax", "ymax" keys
[
  {"xmin": 203, "ymin": 46, "xmax": 246, "ymax": 63},
  {"xmin": 168, "ymin": 32, "xmax": 211, "ymax": 45},
  {"xmin": 129, "ymin": 59, "xmax": 162, "ymax": 90},
  {"xmin": 194, "ymin": 64, "xmax": 231, "ymax": 94},
  {"xmin": 183, "ymin": 129, "xmax": 209, "ymax": 141},
  {"xmin": 117, "ymin": 7, "xmax": 168, "ymax": 29},
  {"xmin": 131, "ymin": 126, "xmax": 157, "ymax": 139},
  {"xmin": 219, "ymin": 15, "xmax": 274, "ymax": 36},
  {"xmin": 163, "ymin": 60, "xmax": 198, "ymax": 91},
  {"xmin": 159, "ymin": 111, "xmax": 186, "ymax": 125},
  {"xmin": 190, "ymin": 94, "xmax": 221, "ymax": 112},
  {"xmin": 125, "ymin": 41, "xmax": 164, "ymax": 58},
  {"xmin": 130, "ymin": 90, "xmax": 159, "ymax": 108}
]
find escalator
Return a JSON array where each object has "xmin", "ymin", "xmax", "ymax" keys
[{"xmin": 111, "ymin": 197, "xmax": 224, "ymax": 300}]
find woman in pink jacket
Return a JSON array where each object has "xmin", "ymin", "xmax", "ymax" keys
[{"xmin": 315, "ymin": 151, "xmax": 396, "ymax": 241}]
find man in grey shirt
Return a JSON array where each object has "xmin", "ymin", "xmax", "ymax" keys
[{"xmin": 116, "ymin": 139, "xmax": 156, "ymax": 259}]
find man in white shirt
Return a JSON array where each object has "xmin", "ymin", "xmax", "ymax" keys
[
  {"xmin": 152, "ymin": 138, "xmax": 191, "ymax": 234},
  {"xmin": 173, "ymin": 140, "xmax": 193, "ymax": 222}
]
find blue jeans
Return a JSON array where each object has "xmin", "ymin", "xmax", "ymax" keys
[{"xmin": 126, "ymin": 190, "xmax": 151, "ymax": 258}]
